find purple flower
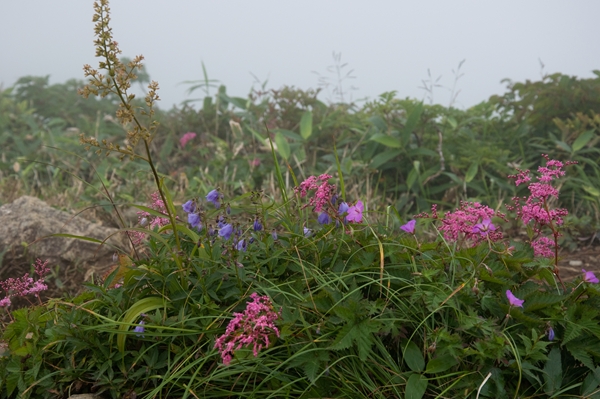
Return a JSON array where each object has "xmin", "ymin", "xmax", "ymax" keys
[
  {"xmin": 206, "ymin": 189, "xmax": 222, "ymax": 209},
  {"xmin": 472, "ymin": 218, "xmax": 496, "ymax": 236},
  {"xmin": 271, "ymin": 230, "xmax": 278, "ymax": 241},
  {"xmin": 318, "ymin": 212, "xmax": 331, "ymax": 225},
  {"xmin": 548, "ymin": 327, "xmax": 555, "ymax": 341},
  {"xmin": 303, "ymin": 227, "xmax": 312, "ymax": 237},
  {"xmin": 346, "ymin": 200, "xmax": 364, "ymax": 223},
  {"xmin": 188, "ymin": 213, "xmax": 202, "ymax": 230},
  {"xmin": 583, "ymin": 269, "xmax": 599, "ymax": 284},
  {"xmin": 134, "ymin": 320, "xmax": 145, "ymax": 337},
  {"xmin": 182, "ymin": 200, "xmax": 196, "ymax": 213},
  {"xmin": 253, "ymin": 219, "xmax": 263, "ymax": 232},
  {"xmin": 236, "ymin": 239, "xmax": 247, "ymax": 252},
  {"xmin": 338, "ymin": 202, "xmax": 349, "ymax": 215},
  {"xmin": 400, "ymin": 220, "xmax": 416, "ymax": 234},
  {"xmin": 219, "ymin": 223, "xmax": 234, "ymax": 240},
  {"xmin": 506, "ymin": 290, "xmax": 524, "ymax": 307},
  {"xmin": 0, "ymin": 297, "xmax": 11, "ymax": 308}
]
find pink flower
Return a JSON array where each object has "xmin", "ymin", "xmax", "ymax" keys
[
  {"xmin": 400, "ymin": 220, "xmax": 416, "ymax": 234},
  {"xmin": 506, "ymin": 290, "xmax": 524, "ymax": 307},
  {"xmin": 346, "ymin": 200, "xmax": 364, "ymax": 223},
  {"xmin": 179, "ymin": 132, "xmax": 197, "ymax": 148},
  {"xmin": 583, "ymin": 269, "xmax": 599, "ymax": 284},
  {"xmin": 472, "ymin": 218, "xmax": 496, "ymax": 236},
  {"xmin": 214, "ymin": 293, "xmax": 280, "ymax": 365},
  {"xmin": 294, "ymin": 174, "xmax": 335, "ymax": 213}
]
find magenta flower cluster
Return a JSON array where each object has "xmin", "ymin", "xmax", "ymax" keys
[
  {"xmin": 129, "ymin": 191, "xmax": 171, "ymax": 246},
  {"xmin": 434, "ymin": 201, "xmax": 505, "ymax": 246},
  {"xmin": 296, "ymin": 175, "xmax": 364, "ymax": 225},
  {"xmin": 0, "ymin": 259, "xmax": 50, "ymax": 308},
  {"xmin": 295, "ymin": 174, "xmax": 336, "ymax": 213},
  {"xmin": 214, "ymin": 293, "xmax": 280, "ymax": 365},
  {"xmin": 508, "ymin": 155, "xmax": 575, "ymax": 258}
]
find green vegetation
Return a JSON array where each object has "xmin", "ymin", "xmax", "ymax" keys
[{"xmin": 1, "ymin": 1, "xmax": 600, "ymax": 398}]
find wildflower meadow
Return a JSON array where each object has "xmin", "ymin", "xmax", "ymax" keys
[{"xmin": 2, "ymin": 1, "xmax": 600, "ymax": 398}]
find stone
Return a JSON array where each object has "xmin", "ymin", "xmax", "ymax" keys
[{"xmin": 0, "ymin": 196, "xmax": 129, "ymax": 297}]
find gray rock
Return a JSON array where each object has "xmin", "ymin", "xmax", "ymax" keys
[{"xmin": 0, "ymin": 196, "xmax": 128, "ymax": 295}]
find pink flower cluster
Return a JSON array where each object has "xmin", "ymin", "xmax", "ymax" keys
[
  {"xmin": 435, "ymin": 201, "xmax": 505, "ymax": 246},
  {"xmin": 294, "ymin": 174, "xmax": 335, "ymax": 213},
  {"xmin": 129, "ymin": 191, "xmax": 171, "ymax": 246},
  {"xmin": 507, "ymin": 155, "xmax": 575, "ymax": 258},
  {"xmin": 0, "ymin": 259, "xmax": 50, "ymax": 307},
  {"xmin": 179, "ymin": 132, "xmax": 196, "ymax": 148},
  {"xmin": 214, "ymin": 293, "xmax": 280, "ymax": 365}
]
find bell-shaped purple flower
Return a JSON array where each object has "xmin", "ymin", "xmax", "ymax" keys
[
  {"xmin": 338, "ymin": 202, "xmax": 349, "ymax": 215},
  {"xmin": 253, "ymin": 218, "xmax": 263, "ymax": 231},
  {"xmin": 318, "ymin": 212, "xmax": 331, "ymax": 225},
  {"xmin": 219, "ymin": 223, "xmax": 234, "ymax": 240},
  {"xmin": 206, "ymin": 189, "xmax": 222, "ymax": 209},
  {"xmin": 182, "ymin": 200, "xmax": 196, "ymax": 214},
  {"xmin": 188, "ymin": 213, "xmax": 202, "ymax": 230}
]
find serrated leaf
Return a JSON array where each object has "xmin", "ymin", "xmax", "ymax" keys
[
  {"xmin": 331, "ymin": 320, "xmax": 378, "ymax": 361},
  {"xmin": 405, "ymin": 373, "xmax": 428, "ymax": 399},
  {"xmin": 403, "ymin": 341, "xmax": 425, "ymax": 372},
  {"xmin": 300, "ymin": 110, "xmax": 313, "ymax": 140},
  {"xmin": 543, "ymin": 347, "xmax": 562, "ymax": 395},
  {"xmin": 581, "ymin": 366, "xmax": 600, "ymax": 396}
]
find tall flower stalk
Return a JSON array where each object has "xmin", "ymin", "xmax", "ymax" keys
[{"xmin": 78, "ymin": 0, "xmax": 182, "ymax": 260}]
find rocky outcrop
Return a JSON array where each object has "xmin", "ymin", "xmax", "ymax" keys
[{"xmin": 0, "ymin": 196, "xmax": 128, "ymax": 294}]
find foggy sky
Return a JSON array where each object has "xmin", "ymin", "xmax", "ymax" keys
[{"xmin": 2, "ymin": 1, "xmax": 599, "ymax": 110}]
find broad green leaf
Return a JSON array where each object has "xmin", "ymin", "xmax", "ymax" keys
[
  {"xmin": 405, "ymin": 373, "xmax": 428, "ymax": 399},
  {"xmin": 572, "ymin": 129, "xmax": 596, "ymax": 152},
  {"xmin": 370, "ymin": 149, "xmax": 402, "ymax": 170},
  {"xmin": 447, "ymin": 116, "xmax": 457, "ymax": 129},
  {"xmin": 403, "ymin": 341, "xmax": 425, "ymax": 372},
  {"xmin": 117, "ymin": 296, "xmax": 167, "ymax": 353},
  {"xmin": 274, "ymin": 131, "xmax": 290, "ymax": 160},
  {"xmin": 406, "ymin": 168, "xmax": 419, "ymax": 191},
  {"xmin": 401, "ymin": 102, "xmax": 424, "ymax": 144},
  {"xmin": 425, "ymin": 354, "xmax": 458, "ymax": 374},
  {"xmin": 543, "ymin": 346, "xmax": 562, "ymax": 395},
  {"xmin": 300, "ymin": 110, "xmax": 313, "ymax": 140},
  {"xmin": 583, "ymin": 185, "xmax": 600, "ymax": 197},
  {"xmin": 370, "ymin": 133, "xmax": 401, "ymax": 148},
  {"xmin": 580, "ymin": 366, "xmax": 600, "ymax": 397},
  {"xmin": 555, "ymin": 140, "xmax": 572, "ymax": 152},
  {"xmin": 465, "ymin": 162, "xmax": 478, "ymax": 183}
]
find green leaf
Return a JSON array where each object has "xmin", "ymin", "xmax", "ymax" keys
[
  {"xmin": 555, "ymin": 140, "xmax": 572, "ymax": 152},
  {"xmin": 425, "ymin": 354, "xmax": 458, "ymax": 374},
  {"xmin": 465, "ymin": 162, "xmax": 478, "ymax": 183},
  {"xmin": 403, "ymin": 341, "xmax": 425, "ymax": 372},
  {"xmin": 400, "ymin": 102, "xmax": 423, "ymax": 145},
  {"xmin": 370, "ymin": 149, "xmax": 402, "ymax": 170},
  {"xmin": 583, "ymin": 185, "xmax": 600, "ymax": 197},
  {"xmin": 274, "ymin": 131, "xmax": 290, "ymax": 160},
  {"xmin": 405, "ymin": 373, "xmax": 428, "ymax": 399},
  {"xmin": 543, "ymin": 346, "xmax": 562, "ymax": 395},
  {"xmin": 572, "ymin": 129, "xmax": 596, "ymax": 152},
  {"xmin": 370, "ymin": 133, "xmax": 401, "ymax": 148},
  {"xmin": 117, "ymin": 296, "xmax": 167, "ymax": 353},
  {"xmin": 300, "ymin": 110, "xmax": 313, "ymax": 140},
  {"xmin": 581, "ymin": 366, "xmax": 600, "ymax": 397},
  {"xmin": 406, "ymin": 168, "xmax": 418, "ymax": 191}
]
